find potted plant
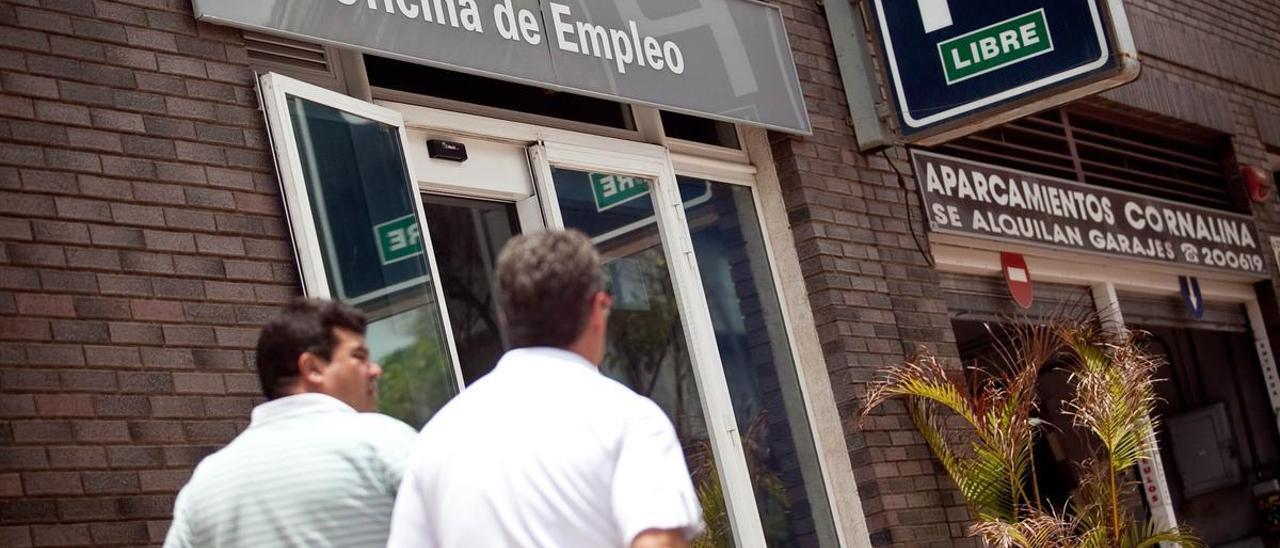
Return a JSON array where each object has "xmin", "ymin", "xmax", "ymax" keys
[{"xmin": 861, "ymin": 317, "xmax": 1202, "ymax": 547}]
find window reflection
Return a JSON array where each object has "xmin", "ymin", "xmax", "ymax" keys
[
  {"xmin": 551, "ymin": 167, "xmax": 735, "ymax": 547},
  {"xmin": 284, "ymin": 95, "xmax": 458, "ymax": 428},
  {"xmin": 680, "ymin": 177, "xmax": 839, "ymax": 548}
]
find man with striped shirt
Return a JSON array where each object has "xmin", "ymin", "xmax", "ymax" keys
[{"xmin": 164, "ymin": 299, "xmax": 417, "ymax": 548}]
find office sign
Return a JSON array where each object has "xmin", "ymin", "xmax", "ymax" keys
[
  {"xmin": 194, "ymin": 0, "xmax": 810, "ymax": 134},
  {"xmin": 913, "ymin": 150, "xmax": 1268, "ymax": 277},
  {"xmin": 871, "ymin": 0, "xmax": 1138, "ymax": 144}
]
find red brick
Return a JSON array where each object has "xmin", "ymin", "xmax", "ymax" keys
[
  {"xmin": 0, "ymin": 528, "xmax": 32, "ymax": 548},
  {"xmin": 0, "ymin": 474, "xmax": 22, "ymax": 497},
  {"xmin": 120, "ymin": 250, "xmax": 174, "ymax": 274},
  {"xmin": 119, "ymin": 372, "xmax": 174, "ymax": 394},
  {"xmin": 97, "ymin": 273, "xmax": 151, "ymax": 296},
  {"xmin": 130, "ymin": 299, "xmax": 184, "ymax": 322},
  {"xmin": 0, "ymin": 447, "xmax": 50, "ymax": 470},
  {"xmin": 130, "ymin": 297, "xmax": 185, "ymax": 322},
  {"xmin": 22, "ymin": 472, "xmax": 81, "ymax": 495},
  {"xmin": 7, "ymin": 243, "xmax": 66, "ymax": 267},
  {"xmin": 92, "ymin": 395, "xmax": 149, "ymax": 417},
  {"xmin": 30, "ymin": 524, "xmax": 90, "ymax": 546},
  {"xmin": 0, "ymin": 395, "xmax": 35, "ymax": 417},
  {"xmin": 142, "ymin": 229, "xmax": 194, "ymax": 252},
  {"xmin": 33, "ymin": 100, "xmax": 89, "ymax": 126},
  {"xmin": 149, "ymin": 395, "xmax": 203, "ymax": 417},
  {"xmin": 49, "ymin": 319, "xmax": 109, "ymax": 343},
  {"xmin": 162, "ymin": 325, "xmax": 215, "ymax": 346},
  {"xmin": 34, "ymin": 394, "xmax": 94, "ymax": 417},
  {"xmin": 31, "ymin": 220, "xmax": 91, "ymax": 244},
  {"xmin": 107, "ymin": 322, "xmax": 162, "ymax": 344},
  {"xmin": 47, "ymin": 446, "xmax": 106, "ymax": 469},
  {"xmin": 153, "ymin": 277, "xmax": 204, "ymax": 299},
  {"xmin": 24, "ymin": 344, "xmax": 85, "ymax": 366},
  {"xmin": 140, "ymin": 347, "xmax": 194, "ymax": 369},
  {"xmin": 174, "ymin": 255, "xmax": 225, "ymax": 277},
  {"xmin": 12, "ymin": 420, "xmax": 73, "ymax": 443},
  {"xmin": 0, "ymin": 317, "xmax": 51, "ymax": 341},
  {"xmin": 82, "ymin": 471, "xmax": 139, "ymax": 494},
  {"xmin": 138, "ymin": 469, "xmax": 189, "ymax": 492},
  {"xmin": 89, "ymin": 522, "xmax": 148, "ymax": 545},
  {"xmin": 57, "ymin": 497, "xmax": 113, "ymax": 521},
  {"xmin": 65, "ymin": 247, "xmax": 122, "ymax": 271},
  {"xmin": 59, "ymin": 369, "xmax": 119, "ymax": 392},
  {"xmin": 14, "ymin": 294, "xmax": 75, "ymax": 317},
  {"xmin": 173, "ymin": 372, "xmax": 224, "ymax": 394},
  {"xmin": 65, "ymin": 127, "xmax": 123, "ymax": 152},
  {"xmin": 195, "ymin": 233, "xmax": 244, "ymax": 256},
  {"xmin": 105, "ymin": 446, "xmax": 163, "ymax": 468},
  {"xmin": 1, "ymin": 72, "xmax": 59, "ymax": 99},
  {"xmin": 38, "ymin": 270, "xmax": 98, "ymax": 293},
  {"xmin": 90, "ymin": 107, "xmax": 145, "ymax": 132}
]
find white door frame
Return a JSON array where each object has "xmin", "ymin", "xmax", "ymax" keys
[
  {"xmin": 382, "ymin": 98, "xmax": 869, "ymax": 547},
  {"xmin": 528, "ymin": 140, "xmax": 768, "ymax": 547},
  {"xmin": 257, "ymin": 72, "xmax": 466, "ymax": 393}
]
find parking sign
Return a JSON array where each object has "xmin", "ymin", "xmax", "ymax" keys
[{"xmin": 870, "ymin": 0, "xmax": 1139, "ymax": 144}]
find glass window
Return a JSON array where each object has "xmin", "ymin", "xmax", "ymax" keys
[
  {"xmin": 550, "ymin": 167, "xmax": 737, "ymax": 546},
  {"xmin": 284, "ymin": 96, "xmax": 457, "ymax": 428},
  {"xmin": 421, "ymin": 195, "xmax": 521, "ymax": 385},
  {"xmin": 661, "ymin": 110, "xmax": 741, "ymax": 149},
  {"xmin": 679, "ymin": 176, "xmax": 839, "ymax": 547},
  {"xmin": 365, "ymin": 55, "xmax": 635, "ymax": 131}
]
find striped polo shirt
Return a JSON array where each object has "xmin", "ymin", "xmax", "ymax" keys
[{"xmin": 164, "ymin": 393, "xmax": 418, "ymax": 548}]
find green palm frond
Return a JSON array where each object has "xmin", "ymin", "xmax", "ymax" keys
[{"xmin": 861, "ymin": 313, "xmax": 1202, "ymax": 548}]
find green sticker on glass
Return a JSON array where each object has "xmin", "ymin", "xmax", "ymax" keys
[
  {"xmin": 590, "ymin": 173, "xmax": 651, "ymax": 211},
  {"xmin": 374, "ymin": 214, "xmax": 425, "ymax": 265}
]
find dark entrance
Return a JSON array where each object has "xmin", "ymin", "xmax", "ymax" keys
[{"xmin": 422, "ymin": 194, "xmax": 521, "ymax": 385}]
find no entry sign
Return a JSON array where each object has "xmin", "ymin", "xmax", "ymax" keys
[
  {"xmin": 869, "ymin": 0, "xmax": 1139, "ymax": 144},
  {"xmin": 1001, "ymin": 252, "xmax": 1034, "ymax": 309}
]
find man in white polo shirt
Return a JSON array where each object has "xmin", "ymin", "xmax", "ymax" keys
[
  {"xmin": 164, "ymin": 299, "xmax": 417, "ymax": 548},
  {"xmin": 388, "ymin": 230, "xmax": 704, "ymax": 548}
]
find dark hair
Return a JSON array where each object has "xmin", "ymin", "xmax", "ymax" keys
[
  {"xmin": 495, "ymin": 230, "xmax": 605, "ymax": 348},
  {"xmin": 255, "ymin": 298, "xmax": 367, "ymax": 399}
]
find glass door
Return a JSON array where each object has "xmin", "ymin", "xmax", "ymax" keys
[
  {"xmin": 259, "ymin": 73, "xmax": 461, "ymax": 428},
  {"xmin": 530, "ymin": 142, "xmax": 766, "ymax": 547},
  {"xmin": 421, "ymin": 195, "xmax": 520, "ymax": 384}
]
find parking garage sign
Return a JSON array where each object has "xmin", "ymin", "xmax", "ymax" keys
[{"xmin": 871, "ymin": 0, "xmax": 1139, "ymax": 144}]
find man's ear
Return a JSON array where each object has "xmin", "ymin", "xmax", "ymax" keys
[{"xmin": 297, "ymin": 352, "xmax": 327, "ymax": 386}]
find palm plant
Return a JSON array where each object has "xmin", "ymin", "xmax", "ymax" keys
[{"xmin": 860, "ymin": 316, "xmax": 1202, "ymax": 547}]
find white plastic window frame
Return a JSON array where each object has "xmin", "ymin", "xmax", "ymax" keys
[{"xmin": 257, "ymin": 72, "xmax": 466, "ymax": 393}]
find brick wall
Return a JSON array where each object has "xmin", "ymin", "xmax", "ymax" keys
[
  {"xmin": 0, "ymin": 1, "xmax": 292, "ymax": 545},
  {"xmin": 768, "ymin": 1, "xmax": 971, "ymax": 545}
]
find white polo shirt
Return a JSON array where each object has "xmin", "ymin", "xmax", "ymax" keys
[
  {"xmin": 164, "ymin": 393, "xmax": 417, "ymax": 548},
  {"xmin": 387, "ymin": 347, "xmax": 704, "ymax": 548}
]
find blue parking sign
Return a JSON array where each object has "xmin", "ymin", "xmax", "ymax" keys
[{"xmin": 870, "ymin": 0, "xmax": 1139, "ymax": 144}]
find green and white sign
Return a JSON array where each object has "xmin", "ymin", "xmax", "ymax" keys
[
  {"xmin": 938, "ymin": 9, "xmax": 1053, "ymax": 85},
  {"xmin": 867, "ymin": 0, "xmax": 1138, "ymax": 144},
  {"xmin": 374, "ymin": 214, "xmax": 425, "ymax": 265},
  {"xmin": 590, "ymin": 173, "xmax": 651, "ymax": 212}
]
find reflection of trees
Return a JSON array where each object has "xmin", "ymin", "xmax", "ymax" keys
[
  {"xmin": 689, "ymin": 410, "xmax": 792, "ymax": 548},
  {"xmin": 601, "ymin": 249, "xmax": 790, "ymax": 546},
  {"xmin": 377, "ymin": 308, "xmax": 452, "ymax": 428}
]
